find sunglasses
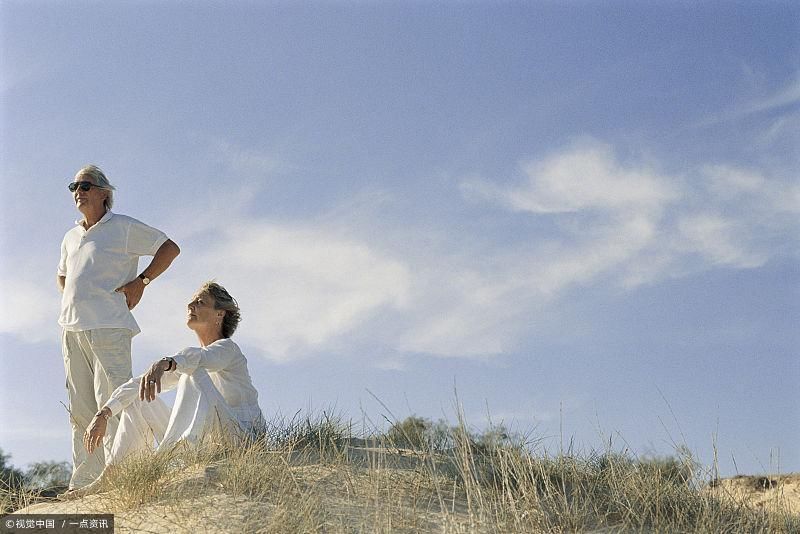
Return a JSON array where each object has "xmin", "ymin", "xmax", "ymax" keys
[{"xmin": 68, "ymin": 181, "xmax": 100, "ymax": 193}]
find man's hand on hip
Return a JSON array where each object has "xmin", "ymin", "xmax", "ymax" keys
[{"xmin": 115, "ymin": 278, "xmax": 145, "ymax": 310}]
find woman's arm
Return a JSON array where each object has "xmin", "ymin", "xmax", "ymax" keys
[
  {"xmin": 171, "ymin": 342, "xmax": 239, "ymax": 375},
  {"xmin": 86, "ymin": 361, "xmax": 179, "ymax": 452},
  {"xmin": 84, "ymin": 376, "xmax": 143, "ymax": 453}
]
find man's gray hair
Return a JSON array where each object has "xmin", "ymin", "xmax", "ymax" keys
[
  {"xmin": 77, "ymin": 164, "xmax": 116, "ymax": 210},
  {"xmin": 199, "ymin": 281, "xmax": 242, "ymax": 338}
]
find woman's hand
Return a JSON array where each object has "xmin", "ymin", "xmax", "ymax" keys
[
  {"xmin": 139, "ymin": 358, "xmax": 171, "ymax": 402},
  {"xmin": 84, "ymin": 408, "xmax": 110, "ymax": 453}
]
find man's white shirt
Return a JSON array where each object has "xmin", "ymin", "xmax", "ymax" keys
[{"xmin": 58, "ymin": 211, "xmax": 168, "ymax": 335}]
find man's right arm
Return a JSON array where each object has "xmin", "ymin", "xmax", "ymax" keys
[{"xmin": 58, "ymin": 234, "xmax": 68, "ymax": 293}]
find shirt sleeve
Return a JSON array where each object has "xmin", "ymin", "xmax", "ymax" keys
[
  {"xmin": 103, "ymin": 376, "xmax": 140, "ymax": 416},
  {"xmin": 125, "ymin": 218, "xmax": 168, "ymax": 256},
  {"xmin": 171, "ymin": 342, "xmax": 240, "ymax": 375},
  {"xmin": 57, "ymin": 236, "xmax": 68, "ymax": 277},
  {"xmin": 104, "ymin": 370, "xmax": 180, "ymax": 416}
]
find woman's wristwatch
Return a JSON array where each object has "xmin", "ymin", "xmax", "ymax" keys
[{"xmin": 160, "ymin": 357, "xmax": 176, "ymax": 371}]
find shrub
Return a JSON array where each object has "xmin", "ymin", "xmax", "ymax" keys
[{"xmin": 25, "ymin": 461, "xmax": 71, "ymax": 491}]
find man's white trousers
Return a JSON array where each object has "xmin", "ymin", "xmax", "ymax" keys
[{"xmin": 62, "ymin": 328, "xmax": 132, "ymax": 489}]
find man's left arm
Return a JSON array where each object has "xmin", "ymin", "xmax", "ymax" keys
[{"xmin": 116, "ymin": 239, "xmax": 181, "ymax": 310}]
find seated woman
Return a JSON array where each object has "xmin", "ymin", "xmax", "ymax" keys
[{"xmin": 76, "ymin": 281, "xmax": 263, "ymax": 495}]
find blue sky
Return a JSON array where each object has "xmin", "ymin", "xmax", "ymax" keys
[{"xmin": 1, "ymin": 2, "xmax": 798, "ymax": 477}]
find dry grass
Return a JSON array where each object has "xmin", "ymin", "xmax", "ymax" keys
[
  {"xmin": 1, "ymin": 480, "xmax": 39, "ymax": 516},
  {"xmin": 6, "ymin": 411, "xmax": 799, "ymax": 533}
]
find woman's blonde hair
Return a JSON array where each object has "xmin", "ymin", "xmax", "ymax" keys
[{"xmin": 199, "ymin": 281, "xmax": 241, "ymax": 338}]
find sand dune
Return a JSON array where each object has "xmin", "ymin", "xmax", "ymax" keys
[
  {"xmin": 9, "ymin": 444, "xmax": 799, "ymax": 532},
  {"xmin": 706, "ymin": 474, "xmax": 800, "ymax": 516}
]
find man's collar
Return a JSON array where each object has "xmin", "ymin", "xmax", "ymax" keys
[{"xmin": 75, "ymin": 210, "xmax": 114, "ymax": 227}]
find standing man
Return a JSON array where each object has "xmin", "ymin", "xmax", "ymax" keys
[{"xmin": 57, "ymin": 164, "xmax": 180, "ymax": 490}]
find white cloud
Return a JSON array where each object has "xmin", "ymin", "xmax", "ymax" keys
[
  {"xmin": 677, "ymin": 213, "xmax": 768, "ymax": 269},
  {"xmin": 395, "ymin": 280, "xmax": 522, "ymax": 356},
  {"xmin": 136, "ymin": 221, "xmax": 412, "ymax": 362},
  {"xmin": 457, "ymin": 140, "xmax": 798, "ymax": 329},
  {"xmin": 703, "ymin": 165, "xmax": 765, "ymax": 196},
  {"xmin": 481, "ymin": 142, "xmax": 678, "ymax": 215},
  {"xmin": 702, "ymin": 164, "xmax": 800, "ymax": 215},
  {"xmin": 462, "ymin": 142, "xmax": 679, "ymax": 294}
]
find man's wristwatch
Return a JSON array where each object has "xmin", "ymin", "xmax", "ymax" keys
[{"xmin": 138, "ymin": 274, "xmax": 151, "ymax": 285}]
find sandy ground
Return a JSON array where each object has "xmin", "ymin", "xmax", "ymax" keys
[
  {"xmin": 10, "ymin": 466, "xmax": 264, "ymax": 533},
  {"xmin": 705, "ymin": 473, "xmax": 800, "ymax": 516},
  {"xmin": 9, "ymin": 449, "xmax": 460, "ymax": 533},
  {"xmin": 8, "ymin": 455, "xmax": 799, "ymax": 533}
]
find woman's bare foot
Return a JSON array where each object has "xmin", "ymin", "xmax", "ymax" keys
[
  {"xmin": 56, "ymin": 488, "xmax": 82, "ymax": 501},
  {"xmin": 57, "ymin": 468, "xmax": 111, "ymax": 500}
]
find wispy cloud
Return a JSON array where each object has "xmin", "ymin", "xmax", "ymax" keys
[
  {"xmin": 210, "ymin": 138, "xmax": 292, "ymax": 177},
  {"xmin": 462, "ymin": 141, "xmax": 678, "ymax": 215},
  {"xmin": 460, "ymin": 139, "xmax": 798, "ymax": 301},
  {"xmin": 735, "ymin": 78, "xmax": 800, "ymax": 117},
  {"xmin": 694, "ymin": 76, "xmax": 800, "ymax": 127}
]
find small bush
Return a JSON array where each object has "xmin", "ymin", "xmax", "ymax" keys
[{"xmin": 25, "ymin": 460, "xmax": 71, "ymax": 491}]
